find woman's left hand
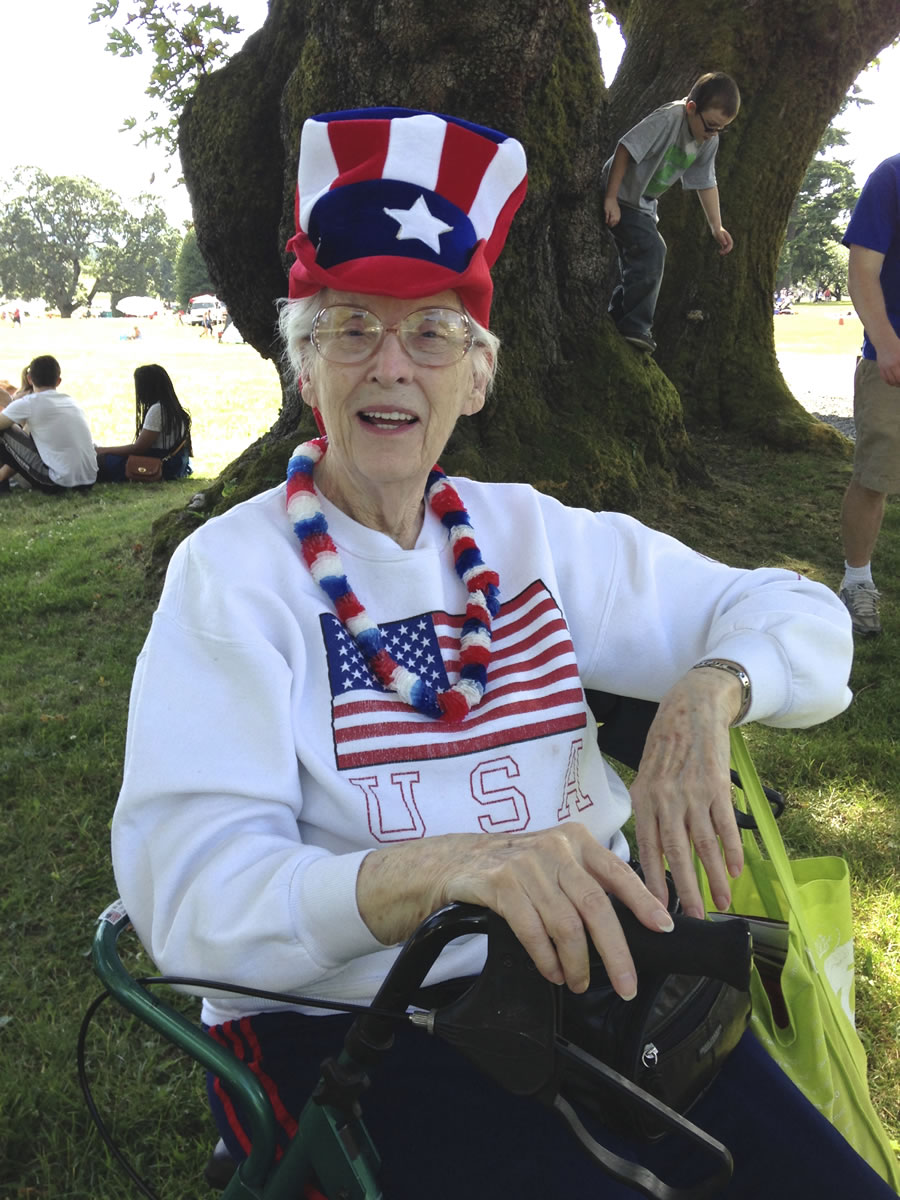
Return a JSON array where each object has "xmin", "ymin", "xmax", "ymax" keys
[{"xmin": 629, "ymin": 668, "xmax": 744, "ymax": 919}]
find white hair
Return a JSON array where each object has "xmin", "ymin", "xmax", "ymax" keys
[{"xmin": 277, "ymin": 292, "xmax": 500, "ymax": 396}]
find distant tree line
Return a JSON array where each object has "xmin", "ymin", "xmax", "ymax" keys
[
  {"xmin": 0, "ymin": 168, "xmax": 210, "ymax": 318},
  {"xmin": 775, "ymin": 108, "xmax": 864, "ymax": 299},
  {"xmin": 175, "ymin": 227, "xmax": 215, "ymax": 308}
]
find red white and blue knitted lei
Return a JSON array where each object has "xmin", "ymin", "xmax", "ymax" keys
[{"xmin": 286, "ymin": 437, "xmax": 500, "ymax": 722}]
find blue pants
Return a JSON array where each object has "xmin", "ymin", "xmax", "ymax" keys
[
  {"xmin": 607, "ymin": 205, "xmax": 667, "ymax": 340},
  {"xmin": 96, "ymin": 448, "xmax": 191, "ymax": 481},
  {"xmin": 206, "ymin": 1014, "xmax": 897, "ymax": 1198}
]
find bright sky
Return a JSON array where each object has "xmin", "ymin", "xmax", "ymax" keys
[
  {"xmin": 2, "ymin": 0, "xmax": 270, "ymax": 226},
  {"xmin": 3, "ymin": 3, "xmax": 898, "ymax": 228}
]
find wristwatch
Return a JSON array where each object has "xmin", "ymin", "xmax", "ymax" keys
[{"xmin": 692, "ymin": 658, "xmax": 752, "ymax": 725}]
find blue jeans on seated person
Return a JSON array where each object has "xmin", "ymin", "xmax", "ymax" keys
[
  {"xmin": 205, "ymin": 1013, "xmax": 898, "ymax": 1199},
  {"xmin": 607, "ymin": 203, "xmax": 667, "ymax": 340}
]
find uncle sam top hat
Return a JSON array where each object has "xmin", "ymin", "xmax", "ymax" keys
[{"xmin": 286, "ymin": 107, "xmax": 528, "ymax": 329}]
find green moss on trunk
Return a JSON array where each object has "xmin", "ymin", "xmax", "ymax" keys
[{"xmin": 155, "ymin": 0, "xmax": 894, "ymax": 577}]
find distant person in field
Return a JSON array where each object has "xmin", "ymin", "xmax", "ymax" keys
[
  {"xmin": 0, "ymin": 354, "xmax": 97, "ymax": 494},
  {"xmin": 837, "ymin": 152, "xmax": 900, "ymax": 638},
  {"xmin": 95, "ymin": 363, "xmax": 193, "ymax": 482},
  {"xmin": 601, "ymin": 71, "xmax": 740, "ymax": 354}
]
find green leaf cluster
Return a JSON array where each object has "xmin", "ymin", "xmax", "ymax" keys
[
  {"xmin": 174, "ymin": 225, "xmax": 215, "ymax": 308},
  {"xmin": 89, "ymin": 0, "xmax": 246, "ymax": 158},
  {"xmin": 776, "ymin": 153, "xmax": 859, "ymax": 295},
  {"xmin": 776, "ymin": 97, "xmax": 869, "ymax": 296}
]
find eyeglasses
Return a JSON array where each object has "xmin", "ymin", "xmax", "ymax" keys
[
  {"xmin": 697, "ymin": 112, "xmax": 729, "ymax": 136},
  {"xmin": 311, "ymin": 305, "xmax": 473, "ymax": 366}
]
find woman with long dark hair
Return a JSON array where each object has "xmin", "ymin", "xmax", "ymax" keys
[{"xmin": 96, "ymin": 363, "xmax": 192, "ymax": 481}]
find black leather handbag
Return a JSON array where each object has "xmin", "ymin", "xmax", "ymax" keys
[
  {"xmin": 560, "ymin": 960, "xmax": 751, "ymax": 1141},
  {"xmin": 559, "ymin": 869, "xmax": 751, "ymax": 1142},
  {"xmin": 397, "ymin": 898, "xmax": 752, "ymax": 1199}
]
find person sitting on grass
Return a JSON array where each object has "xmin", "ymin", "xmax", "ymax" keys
[
  {"xmin": 95, "ymin": 364, "xmax": 193, "ymax": 482},
  {"xmin": 0, "ymin": 354, "xmax": 98, "ymax": 495},
  {"xmin": 12, "ymin": 365, "xmax": 35, "ymax": 400}
]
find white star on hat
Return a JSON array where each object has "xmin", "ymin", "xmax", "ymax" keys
[{"xmin": 383, "ymin": 194, "xmax": 454, "ymax": 254}]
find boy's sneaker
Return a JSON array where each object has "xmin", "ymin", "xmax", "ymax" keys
[
  {"xmin": 839, "ymin": 582, "xmax": 882, "ymax": 637},
  {"xmin": 621, "ymin": 331, "xmax": 657, "ymax": 353}
]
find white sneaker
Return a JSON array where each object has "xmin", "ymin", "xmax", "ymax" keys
[{"xmin": 839, "ymin": 583, "xmax": 882, "ymax": 637}]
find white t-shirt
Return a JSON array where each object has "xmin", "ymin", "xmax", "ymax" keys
[
  {"xmin": 3, "ymin": 389, "xmax": 97, "ymax": 486},
  {"xmin": 141, "ymin": 402, "xmax": 187, "ymax": 452}
]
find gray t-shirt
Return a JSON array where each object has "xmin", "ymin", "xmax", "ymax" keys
[{"xmin": 602, "ymin": 100, "xmax": 719, "ymax": 219}]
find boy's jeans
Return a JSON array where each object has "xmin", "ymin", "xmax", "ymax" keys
[{"xmin": 607, "ymin": 204, "xmax": 667, "ymax": 339}]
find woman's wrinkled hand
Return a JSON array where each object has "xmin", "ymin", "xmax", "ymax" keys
[
  {"xmin": 358, "ymin": 824, "xmax": 674, "ymax": 1000},
  {"xmin": 438, "ymin": 824, "xmax": 674, "ymax": 998},
  {"xmin": 629, "ymin": 668, "xmax": 744, "ymax": 921}
]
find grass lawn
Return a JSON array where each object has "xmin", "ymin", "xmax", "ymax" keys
[
  {"xmin": 1, "ymin": 310, "xmax": 898, "ymax": 1197},
  {"xmin": 772, "ymin": 299, "xmax": 863, "ymax": 357}
]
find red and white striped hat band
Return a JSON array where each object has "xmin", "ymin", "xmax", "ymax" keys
[{"xmin": 285, "ymin": 108, "xmax": 528, "ymax": 328}]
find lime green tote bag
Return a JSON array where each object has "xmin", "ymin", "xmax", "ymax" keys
[{"xmin": 697, "ymin": 731, "xmax": 900, "ymax": 1191}]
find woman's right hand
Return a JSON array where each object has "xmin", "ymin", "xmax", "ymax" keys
[
  {"xmin": 604, "ymin": 196, "xmax": 621, "ymax": 227},
  {"xmin": 357, "ymin": 825, "xmax": 673, "ymax": 999}
]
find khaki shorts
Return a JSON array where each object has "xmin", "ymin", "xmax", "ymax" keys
[{"xmin": 852, "ymin": 356, "xmax": 900, "ymax": 493}]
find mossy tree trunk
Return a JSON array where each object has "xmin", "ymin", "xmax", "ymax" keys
[
  {"xmin": 603, "ymin": 0, "xmax": 900, "ymax": 440},
  {"xmin": 171, "ymin": 0, "xmax": 900, "ymax": 552}
]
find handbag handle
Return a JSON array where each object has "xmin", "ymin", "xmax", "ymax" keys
[
  {"xmin": 728, "ymin": 730, "xmax": 857, "ymax": 1050},
  {"xmin": 161, "ymin": 435, "xmax": 188, "ymax": 462},
  {"xmin": 729, "ymin": 731, "xmax": 797, "ymax": 898}
]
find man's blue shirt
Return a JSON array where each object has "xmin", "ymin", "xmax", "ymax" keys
[{"xmin": 843, "ymin": 152, "xmax": 900, "ymax": 361}]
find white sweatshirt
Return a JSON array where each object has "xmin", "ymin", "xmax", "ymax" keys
[{"xmin": 111, "ymin": 479, "xmax": 852, "ymax": 1025}]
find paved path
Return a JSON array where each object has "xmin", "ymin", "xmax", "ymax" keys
[{"xmin": 777, "ymin": 350, "xmax": 856, "ymax": 439}]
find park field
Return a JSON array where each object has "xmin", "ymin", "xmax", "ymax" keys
[
  {"xmin": 0, "ymin": 301, "xmax": 863, "ymax": 470},
  {"xmin": 0, "ymin": 314, "xmax": 282, "ymax": 479},
  {"xmin": 773, "ymin": 302, "xmax": 863, "ymax": 408},
  {"xmin": 772, "ymin": 299, "xmax": 863, "ymax": 356}
]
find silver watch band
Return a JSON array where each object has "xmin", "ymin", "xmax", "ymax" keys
[{"xmin": 691, "ymin": 658, "xmax": 751, "ymax": 725}]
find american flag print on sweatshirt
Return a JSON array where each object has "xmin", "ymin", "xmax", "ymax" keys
[{"xmin": 322, "ymin": 579, "xmax": 587, "ymax": 769}]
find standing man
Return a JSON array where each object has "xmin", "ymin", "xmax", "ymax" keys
[
  {"xmin": 838, "ymin": 154, "xmax": 900, "ymax": 636},
  {"xmin": 0, "ymin": 355, "xmax": 98, "ymax": 494}
]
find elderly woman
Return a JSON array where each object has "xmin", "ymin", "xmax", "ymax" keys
[{"xmin": 111, "ymin": 110, "xmax": 892, "ymax": 1198}]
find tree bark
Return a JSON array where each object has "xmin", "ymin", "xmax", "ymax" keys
[
  {"xmin": 178, "ymin": 0, "xmax": 696, "ymax": 520},
  {"xmin": 174, "ymin": 0, "xmax": 900, "ymax": 541}
]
